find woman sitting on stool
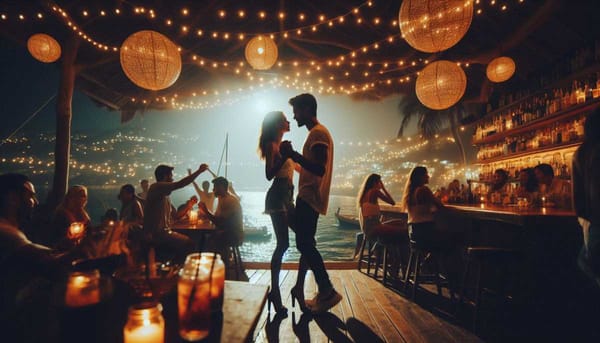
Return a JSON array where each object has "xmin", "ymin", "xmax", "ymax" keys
[
  {"xmin": 357, "ymin": 173, "xmax": 408, "ymax": 241},
  {"xmin": 401, "ymin": 166, "xmax": 446, "ymax": 248},
  {"xmin": 401, "ymin": 166, "xmax": 462, "ymax": 292},
  {"xmin": 357, "ymin": 174, "xmax": 408, "ymax": 278}
]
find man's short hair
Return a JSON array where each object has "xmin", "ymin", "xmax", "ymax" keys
[
  {"xmin": 289, "ymin": 93, "xmax": 317, "ymax": 117},
  {"xmin": 0, "ymin": 173, "xmax": 30, "ymax": 210},
  {"xmin": 154, "ymin": 164, "xmax": 174, "ymax": 181},
  {"xmin": 534, "ymin": 163, "xmax": 554, "ymax": 178},
  {"xmin": 212, "ymin": 176, "xmax": 229, "ymax": 188},
  {"xmin": 121, "ymin": 184, "xmax": 135, "ymax": 195}
]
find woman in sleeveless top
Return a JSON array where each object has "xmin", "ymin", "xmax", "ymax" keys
[
  {"xmin": 401, "ymin": 166, "xmax": 448, "ymax": 249},
  {"xmin": 259, "ymin": 111, "xmax": 295, "ymax": 315},
  {"xmin": 357, "ymin": 174, "xmax": 408, "ymax": 242}
]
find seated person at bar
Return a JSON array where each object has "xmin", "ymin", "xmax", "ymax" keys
[
  {"xmin": 48, "ymin": 185, "xmax": 92, "ymax": 250},
  {"xmin": 487, "ymin": 168, "xmax": 509, "ymax": 204},
  {"xmin": 143, "ymin": 164, "xmax": 208, "ymax": 263},
  {"xmin": 358, "ymin": 174, "xmax": 407, "ymax": 276},
  {"xmin": 516, "ymin": 167, "xmax": 539, "ymax": 202},
  {"xmin": 0, "ymin": 174, "xmax": 80, "ymax": 340},
  {"xmin": 402, "ymin": 166, "xmax": 446, "ymax": 248},
  {"xmin": 573, "ymin": 108, "xmax": 600, "ymax": 286},
  {"xmin": 199, "ymin": 177, "xmax": 244, "ymax": 262},
  {"xmin": 534, "ymin": 163, "xmax": 571, "ymax": 208},
  {"xmin": 357, "ymin": 173, "xmax": 408, "ymax": 242},
  {"xmin": 447, "ymin": 179, "xmax": 461, "ymax": 203}
]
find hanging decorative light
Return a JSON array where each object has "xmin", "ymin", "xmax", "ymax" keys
[
  {"xmin": 120, "ymin": 30, "xmax": 181, "ymax": 91},
  {"xmin": 399, "ymin": 0, "xmax": 473, "ymax": 53},
  {"xmin": 27, "ymin": 33, "xmax": 62, "ymax": 63},
  {"xmin": 486, "ymin": 56, "xmax": 516, "ymax": 83},
  {"xmin": 415, "ymin": 60, "xmax": 467, "ymax": 110},
  {"xmin": 245, "ymin": 35, "xmax": 278, "ymax": 70}
]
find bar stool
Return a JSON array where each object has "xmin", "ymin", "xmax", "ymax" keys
[
  {"xmin": 357, "ymin": 232, "xmax": 379, "ymax": 275},
  {"xmin": 228, "ymin": 245, "xmax": 243, "ymax": 280},
  {"xmin": 458, "ymin": 246, "xmax": 519, "ymax": 331},
  {"xmin": 403, "ymin": 240, "xmax": 453, "ymax": 300},
  {"xmin": 357, "ymin": 232, "xmax": 405, "ymax": 285}
]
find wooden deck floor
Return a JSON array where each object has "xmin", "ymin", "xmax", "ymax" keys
[{"xmin": 244, "ymin": 269, "xmax": 481, "ymax": 343}]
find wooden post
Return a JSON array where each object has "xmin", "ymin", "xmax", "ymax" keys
[{"xmin": 47, "ymin": 34, "xmax": 79, "ymax": 208}]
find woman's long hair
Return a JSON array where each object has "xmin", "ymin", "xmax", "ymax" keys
[
  {"xmin": 401, "ymin": 166, "xmax": 428, "ymax": 211},
  {"xmin": 258, "ymin": 111, "xmax": 285, "ymax": 160},
  {"xmin": 356, "ymin": 173, "xmax": 381, "ymax": 211},
  {"xmin": 58, "ymin": 185, "xmax": 91, "ymax": 223}
]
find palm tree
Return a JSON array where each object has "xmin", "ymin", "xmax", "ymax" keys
[{"xmin": 397, "ymin": 93, "xmax": 468, "ymax": 167}]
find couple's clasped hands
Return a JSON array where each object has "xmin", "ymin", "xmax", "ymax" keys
[{"xmin": 279, "ymin": 140, "xmax": 295, "ymax": 159}]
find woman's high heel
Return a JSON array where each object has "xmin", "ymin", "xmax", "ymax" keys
[
  {"xmin": 290, "ymin": 286, "xmax": 310, "ymax": 313},
  {"xmin": 267, "ymin": 288, "xmax": 288, "ymax": 315}
]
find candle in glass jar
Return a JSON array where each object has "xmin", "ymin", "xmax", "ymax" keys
[
  {"xmin": 65, "ymin": 271, "xmax": 100, "ymax": 307},
  {"xmin": 124, "ymin": 303, "xmax": 164, "ymax": 343},
  {"xmin": 188, "ymin": 210, "xmax": 199, "ymax": 226},
  {"xmin": 68, "ymin": 222, "xmax": 85, "ymax": 240}
]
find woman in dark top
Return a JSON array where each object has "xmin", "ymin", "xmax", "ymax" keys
[{"xmin": 258, "ymin": 111, "xmax": 295, "ymax": 315}]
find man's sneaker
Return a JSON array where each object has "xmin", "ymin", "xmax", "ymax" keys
[{"xmin": 307, "ymin": 289, "xmax": 342, "ymax": 314}]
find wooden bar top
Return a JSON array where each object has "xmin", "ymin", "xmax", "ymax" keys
[
  {"xmin": 380, "ymin": 203, "xmax": 575, "ymax": 218},
  {"xmin": 444, "ymin": 204, "xmax": 575, "ymax": 217}
]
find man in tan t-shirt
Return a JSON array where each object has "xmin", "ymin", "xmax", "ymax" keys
[
  {"xmin": 280, "ymin": 93, "xmax": 342, "ymax": 314},
  {"xmin": 143, "ymin": 163, "xmax": 208, "ymax": 263}
]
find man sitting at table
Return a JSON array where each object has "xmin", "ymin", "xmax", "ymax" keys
[
  {"xmin": 143, "ymin": 164, "xmax": 208, "ymax": 263},
  {"xmin": 534, "ymin": 163, "xmax": 571, "ymax": 208},
  {"xmin": 0, "ymin": 173, "xmax": 81, "ymax": 341},
  {"xmin": 198, "ymin": 177, "xmax": 244, "ymax": 265}
]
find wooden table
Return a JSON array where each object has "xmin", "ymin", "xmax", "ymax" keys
[
  {"xmin": 163, "ymin": 281, "xmax": 267, "ymax": 342},
  {"xmin": 219, "ymin": 281, "xmax": 268, "ymax": 342},
  {"xmin": 172, "ymin": 221, "xmax": 216, "ymax": 250},
  {"xmin": 60, "ymin": 280, "xmax": 267, "ymax": 343}
]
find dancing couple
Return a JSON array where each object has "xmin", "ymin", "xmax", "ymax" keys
[{"xmin": 258, "ymin": 93, "xmax": 342, "ymax": 315}]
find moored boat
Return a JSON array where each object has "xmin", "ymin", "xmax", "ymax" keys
[{"xmin": 335, "ymin": 208, "xmax": 360, "ymax": 229}]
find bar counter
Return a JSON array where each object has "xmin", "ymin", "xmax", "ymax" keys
[{"xmin": 381, "ymin": 203, "xmax": 585, "ymax": 334}]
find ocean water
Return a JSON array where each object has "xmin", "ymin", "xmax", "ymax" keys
[{"xmin": 55, "ymin": 187, "xmax": 360, "ymax": 262}]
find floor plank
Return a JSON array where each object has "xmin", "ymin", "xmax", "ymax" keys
[
  {"xmin": 248, "ymin": 269, "xmax": 482, "ymax": 343},
  {"xmin": 349, "ymin": 270, "xmax": 406, "ymax": 343}
]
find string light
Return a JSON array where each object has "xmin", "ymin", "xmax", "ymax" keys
[{"xmin": 2, "ymin": 1, "xmax": 519, "ymax": 101}]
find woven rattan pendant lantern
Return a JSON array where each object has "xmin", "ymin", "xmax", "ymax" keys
[
  {"xmin": 120, "ymin": 30, "xmax": 181, "ymax": 91},
  {"xmin": 487, "ymin": 56, "xmax": 516, "ymax": 83},
  {"xmin": 399, "ymin": 0, "xmax": 473, "ymax": 53},
  {"xmin": 415, "ymin": 60, "xmax": 467, "ymax": 110},
  {"xmin": 245, "ymin": 35, "xmax": 278, "ymax": 70},
  {"xmin": 27, "ymin": 33, "xmax": 61, "ymax": 63}
]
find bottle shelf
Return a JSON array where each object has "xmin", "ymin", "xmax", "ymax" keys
[
  {"xmin": 483, "ymin": 62, "xmax": 600, "ymax": 119},
  {"xmin": 476, "ymin": 141, "xmax": 581, "ymax": 164},
  {"xmin": 473, "ymin": 99, "xmax": 600, "ymax": 145}
]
